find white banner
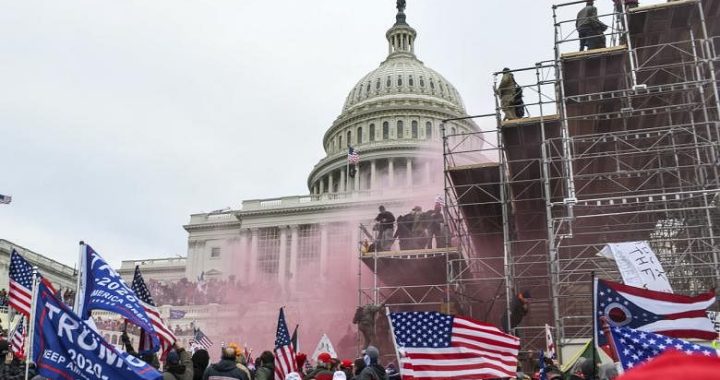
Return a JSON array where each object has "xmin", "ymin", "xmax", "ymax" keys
[
  {"xmin": 311, "ymin": 333, "xmax": 337, "ymax": 362},
  {"xmin": 598, "ymin": 241, "xmax": 673, "ymax": 293},
  {"xmin": 707, "ymin": 311, "xmax": 720, "ymax": 334}
]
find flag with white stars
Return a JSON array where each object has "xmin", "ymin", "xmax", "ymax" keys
[
  {"xmin": 10, "ymin": 317, "xmax": 25, "ymax": 360},
  {"xmin": 389, "ymin": 311, "xmax": 519, "ymax": 380},
  {"xmin": 594, "ymin": 279, "xmax": 716, "ymax": 349},
  {"xmin": 274, "ymin": 307, "xmax": 297, "ymax": 380},
  {"xmin": 132, "ymin": 266, "xmax": 176, "ymax": 358},
  {"xmin": 608, "ymin": 324, "xmax": 718, "ymax": 370},
  {"xmin": 9, "ymin": 250, "xmax": 34, "ymax": 316}
]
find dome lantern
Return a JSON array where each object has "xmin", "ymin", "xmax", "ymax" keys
[{"xmin": 386, "ymin": 1, "xmax": 416, "ymax": 59}]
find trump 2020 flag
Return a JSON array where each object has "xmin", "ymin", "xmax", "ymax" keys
[
  {"xmin": 74, "ymin": 243, "xmax": 160, "ymax": 351},
  {"xmin": 32, "ymin": 281, "xmax": 162, "ymax": 380},
  {"xmin": 389, "ymin": 311, "xmax": 520, "ymax": 380},
  {"xmin": 594, "ymin": 278, "xmax": 716, "ymax": 349}
]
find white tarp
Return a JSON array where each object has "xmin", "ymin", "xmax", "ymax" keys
[
  {"xmin": 311, "ymin": 333, "xmax": 337, "ymax": 362},
  {"xmin": 598, "ymin": 241, "xmax": 673, "ymax": 293}
]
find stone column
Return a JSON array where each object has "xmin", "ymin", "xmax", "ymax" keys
[
  {"xmin": 319, "ymin": 177, "xmax": 325, "ymax": 194},
  {"xmin": 354, "ymin": 166, "xmax": 360, "ymax": 192},
  {"xmin": 370, "ymin": 160, "xmax": 377, "ymax": 191},
  {"xmin": 388, "ymin": 159, "xmax": 395, "ymax": 188},
  {"xmin": 239, "ymin": 230, "xmax": 249, "ymax": 285},
  {"xmin": 340, "ymin": 168, "xmax": 346, "ymax": 193},
  {"xmin": 248, "ymin": 228, "xmax": 259, "ymax": 283},
  {"xmin": 406, "ymin": 158, "xmax": 413, "ymax": 187},
  {"xmin": 289, "ymin": 225, "xmax": 299, "ymax": 286},
  {"xmin": 425, "ymin": 161, "xmax": 432, "ymax": 184},
  {"xmin": 320, "ymin": 223, "xmax": 328, "ymax": 279},
  {"xmin": 278, "ymin": 227, "xmax": 288, "ymax": 285},
  {"xmin": 328, "ymin": 172, "xmax": 334, "ymax": 194}
]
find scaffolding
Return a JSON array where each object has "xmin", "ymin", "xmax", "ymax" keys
[{"xmin": 442, "ymin": 0, "xmax": 720, "ymax": 363}]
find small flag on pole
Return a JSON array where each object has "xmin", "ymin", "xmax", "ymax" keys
[
  {"xmin": 348, "ymin": 146, "xmax": 360, "ymax": 165},
  {"xmin": 191, "ymin": 328, "xmax": 214, "ymax": 351},
  {"xmin": 0, "ymin": 194, "xmax": 11, "ymax": 204},
  {"xmin": 9, "ymin": 317, "xmax": 25, "ymax": 360},
  {"xmin": 9, "ymin": 250, "xmax": 36, "ymax": 316}
]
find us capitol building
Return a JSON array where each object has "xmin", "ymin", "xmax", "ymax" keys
[{"xmin": 118, "ymin": 3, "xmax": 482, "ymax": 355}]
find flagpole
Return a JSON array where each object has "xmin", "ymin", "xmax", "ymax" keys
[
  {"xmin": 384, "ymin": 307, "xmax": 403, "ymax": 378},
  {"xmin": 346, "ymin": 146, "xmax": 350, "ymax": 194},
  {"xmin": 600, "ymin": 317, "xmax": 623, "ymax": 375},
  {"xmin": 591, "ymin": 271, "xmax": 597, "ymax": 378},
  {"xmin": 25, "ymin": 267, "xmax": 39, "ymax": 380},
  {"xmin": 72, "ymin": 241, "xmax": 85, "ymax": 316}
]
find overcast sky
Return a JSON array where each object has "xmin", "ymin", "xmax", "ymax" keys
[{"xmin": 0, "ymin": 0, "xmax": 631, "ymax": 267}]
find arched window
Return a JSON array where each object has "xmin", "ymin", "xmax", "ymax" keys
[
  {"xmin": 366, "ymin": 82, "xmax": 371, "ymax": 95},
  {"xmin": 369, "ymin": 124, "xmax": 376, "ymax": 142},
  {"xmin": 339, "ymin": 134, "xmax": 343, "ymax": 148},
  {"xmin": 409, "ymin": 75, "xmax": 414, "ymax": 87},
  {"xmin": 383, "ymin": 122, "xmax": 389, "ymax": 140},
  {"xmin": 347, "ymin": 131, "xmax": 352, "ymax": 146},
  {"xmin": 376, "ymin": 78, "xmax": 381, "ymax": 91},
  {"xmin": 386, "ymin": 76, "xmax": 392, "ymax": 88},
  {"xmin": 397, "ymin": 75, "xmax": 403, "ymax": 87},
  {"xmin": 396, "ymin": 121, "xmax": 404, "ymax": 139},
  {"xmin": 419, "ymin": 76, "xmax": 425, "ymax": 87},
  {"xmin": 450, "ymin": 127, "xmax": 456, "ymax": 136},
  {"xmin": 411, "ymin": 121, "xmax": 418, "ymax": 138},
  {"xmin": 357, "ymin": 127, "xmax": 363, "ymax": 144},
  {"xmin": 426, "ymin": 122, "xmax": 433, "ymax": 139}
]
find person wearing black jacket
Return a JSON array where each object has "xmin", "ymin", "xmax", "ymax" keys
[
  {"xmin": 203, "ymin": 347, "xmax": 249, "ymax": 380},
  {"xmin": 357, "ymin": 346, "xmax": 387, "ymax": 380},
  {"xmin": 254, "ymin": 351, "xmax": 275, "ymax": 380}
]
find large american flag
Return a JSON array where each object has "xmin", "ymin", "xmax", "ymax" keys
[
  {"xmin": 131, "ymin": 266, "xmax": 176, "ymax": 357},
  {"xmin": 9, "ymin": 250, "xmax": 35, "ymax": 316},
  {"xmin": 608, "ymin": 324, "xmax": 717, "ymax": 370},
  {"xmin": 9, "ymin": 317, "xmax": 25, "ymax": 360},
  {"xmin": 274, "ymin": 307, "xmax": 297, "ymax": 380},
  {"xmin": 389, "ymin": 311, "xmax": 520, "ymax": 380},
  {"xmin": 348, "ymin": 146, "xmax": 360, "ymax": 165},
  {"xmin": 191, "ymin": 328, "xmax": 214, "ymax": 350}
]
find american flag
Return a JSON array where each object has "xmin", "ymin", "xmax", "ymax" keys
[
  {"xmin": 191, "ymin": 328, "xmax": 214, "ymax": 350},
  {"xmin": 9, "ymin": 250, "xmax": 35, "ymax": 316},
  {"xmin": 348, "ymin": 146, "xmax": 360, "ymax": 165},
  {"xmin": 0, "ymin": 194, "xmax": 11, "ymax": 204},
  {"xmin": 608, "ymin": 324, "xmax": 717, "ymax": 370},
  {"xmin": 9, "ymin": 317, "xmax": 25, "ymax": 360},
  {"xmin": 274, "ymin": 308, "xmax": 297, "ymax": 380},
  {"xmin": 389, "ymin": 311, "xmax": 520, "ymax": 380},
  {"xmin": 131, "ymin": 266, "xmax": 176, "ymax": 357}
]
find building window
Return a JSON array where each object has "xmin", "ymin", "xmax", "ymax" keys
[
  {"xmin": 347, "ymin": 131, "xmax": 352, "ymax": 146},
  {"xmin": 419, "ymin": 76, "xmax": 425, "ymax": 87},
  {"xmin": 397, "ymin": 75, "xmax": 403, "ymax": 87},
  {"xmin": 383, "ymin": 122, "xmax": 389, "ymax": 140},
  {"xmin": 357, "ymin": 127, "xmax": 363, "ymax": 144},
  {"xmin": 257, "ymin": 227, "xmax": 280, "ymax": 276},
  {"xmin": 376, "ymin": 78, "xmax": 381, "ymax": 91},
  {"xmin": 366, "ymin": 82, "xmax": 371, "ymax": 95},
  {"xmin": 297, "ymin": 224, "xmax": 320, "ymax": 268},
  {"xmin": 409, "ymin": 75, "xmax": 414, "ymax": 87},
  {"xmin": 339, "ymin": 134, "xmax": 343, "ymax": 149},
  {"xmin": 396, "ymin": 120, "xmax": 404, "ymax": 139},
  {"xmin": 386, "ymin": 76, "xmax": 391, "ymax": 88},
  {"xmin": 426, "ymin": 122, "xmax": 432, "ymax": 139},
  {"xmin": 211, "ymin": 247, "xmax": 221, "ymax": 258},
  {"xmin": 411, "ymin": 121, "xmax": 418, "ymax": 138},
  {"xmin": 450, "ymin": 127, "xmax": 456, "ymax": 136},
  {"xmin": 369, "ymin": 124, "xmax": 376, "ymax": 142}
]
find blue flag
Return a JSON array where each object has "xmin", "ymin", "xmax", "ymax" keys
[
  {"xmin": 74, "ymin": 243, "xmax": 160, "ymax": 351},
  {"xmin": 32, "ymin": 282, "xmax": 162, "ymax": 380},
  {"xmin": 169, "ymin": 309, "xmax": 186, "ymax": 320}
]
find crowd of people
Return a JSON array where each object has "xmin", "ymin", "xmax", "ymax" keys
[
  {"xmin": 364, "ymin": 202, "xmax": 450, "ymax": 253},
  {"xmin": 146, "ymin": 277, "xmax": 241, "ymax": 306}
]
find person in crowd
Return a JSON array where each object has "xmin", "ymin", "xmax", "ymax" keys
[
  {"xmin": 577, "ymin": 1, "xmax": 608, "ymax": 51},
  {"xmin": 374, "ymin": 205, "xmax": 396, "ymax": 251},
  {"xmin": 497, "ymin": 68, "xmax": 525, "ymax": 120},
  {"xmin": 339, "ymin": 359, "xmax": 353, "ymax": 379},
  {"xmin": 352, "ymin": 358, "xmax": 366, "ymax": 380},
  {"xmin": 254, "ymin": 351, "xmax": 275, "ymax": 380},
  {"xmin": 425, "ymin": 202, "xmax": 447, "ymax": 249},
  {"xmin": 332, "ymin": 370, "xmax": 347, "ymax": 380},
  {"xmin": 303, "ymin": 352, "xmax": 335, "ymax": 380},
  {"xmin": 393, "ymin": 214, "xmax": 412, "ymax": 250},
  {"xmin": 598, "ymin": 363, "xmax": 618, "ymax": 380},
  {"xmin": 121, "ymin": 331, "xmax": 160, "ymax": 369},
  {"xmin": 357, "ymin": 346, "xmax": 387, "ymax": 380},
  {"xmin": 384, "ymin": 363, "xmax": 400, "ymax": 380},
  {"xmin": 192, "ymin": 349, "xmax": 210, "ymax": 380},
  {"xmin": 296, "ymin": 353, "xmax": 308, "ymax": 377},
  {"xmin": 163, "ymin": 346, "xmax": 193, "ymax": 380},
  {"xmin": 203, "ymin": 346, "xmax": 249, "ymax": 380}
]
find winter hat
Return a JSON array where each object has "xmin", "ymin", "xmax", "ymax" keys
[
  {"xmin": 167, "ymin": 350, "xmax": 180, "ymax": 365},
  {"xmin": 285, "ymin": 372, "xmax": 301, "ymax": 380},
  {"xmin": 364, "ymin": 346, "xmax": 379, "ymax": 361},
  {"xmin": 333, "ymin": 371, "xmax": 347, "ymax": 380},
  {"xmin": 317, "ymin": 352, "xmax": 332, "ymax": 364},
  {"xmin": 340, "ymin": 359, "xmax": 353, "ymax": 369}
]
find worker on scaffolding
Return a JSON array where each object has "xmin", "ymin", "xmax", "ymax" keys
[
  {"xmin": 576, "ymin": 0, "xmax": 608, "ymax": 51},
  {"xmin": 497, "ymin": 68, "xmax": 525, "ymax": 121},
  {"xmin": 374, "ymin": 205, "xmax": 395, "ymax": 251}
]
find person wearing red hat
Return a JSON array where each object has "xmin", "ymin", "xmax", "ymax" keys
[
  {"xmin": 303, "ymin": 353, "xmax": 334, "ymax": 380},
  {"xmin": 339, "ymin": 359, "xmax": 353, "ymax": 380}
]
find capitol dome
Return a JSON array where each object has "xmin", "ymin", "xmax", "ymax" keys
[{"xmin": 307, "ymin": 4, "xmax": 479, "ymax": 196}]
